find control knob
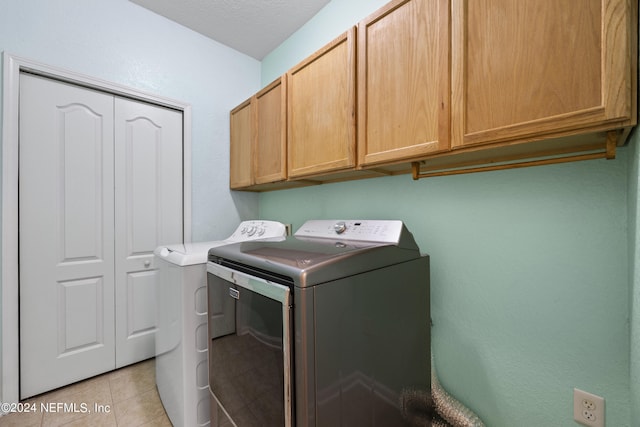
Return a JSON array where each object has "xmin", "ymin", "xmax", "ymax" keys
[{"xmin": 334, "ymin": 221, "xmax": 347, "ymax": 234}]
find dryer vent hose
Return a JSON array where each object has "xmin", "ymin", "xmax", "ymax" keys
[{"xmin": 400, "ymin": 354, "xmax": 485, "ymax": 427}]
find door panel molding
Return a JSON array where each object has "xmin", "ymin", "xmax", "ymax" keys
[
  {"xmin": 58, "ymin": 277, "xmax": 105, "ymax": 355},
  {"xmin": 58, "ymin": 103, "xmax": 106, "ymax": 263},
  {"xmin": 1, "ymin": 52, "xmax": 192, "ymax": 406}
]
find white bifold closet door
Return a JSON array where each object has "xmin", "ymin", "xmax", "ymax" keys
[{"xmin": 19, "ymin": 73, "xmax": 183, "ymax": 399}]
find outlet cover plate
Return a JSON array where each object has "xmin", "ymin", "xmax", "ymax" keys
[{"xmin": 573, "ymin": 388, "xmax": 604, "ymax": 427}]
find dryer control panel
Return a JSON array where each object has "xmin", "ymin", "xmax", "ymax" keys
[{"xmin": 294, "ymin": 220, "xmax": 406, "ymax": 245}]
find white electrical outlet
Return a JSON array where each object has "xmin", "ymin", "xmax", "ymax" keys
[{"xmin": 573, "ymin": 388, "xmax": 605, "ymax": 427}]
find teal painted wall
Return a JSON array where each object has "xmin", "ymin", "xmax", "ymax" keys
[
  {"xmin": 260, "ymin": 1, "xmax": 635, "ymax": 425},
  {"xmin": 260, "ymin": 157, "xmax": 631, "ymax": 427},
  {"xmin": 628, "ymin": 128, "xmax": 640, "ymax": 425}
]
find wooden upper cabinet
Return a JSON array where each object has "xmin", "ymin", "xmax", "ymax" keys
[
  {"xmin": 358, "ymin": 0, "xmax": 450, "ymax": 167},
  {"xmin": 229, "ymin": 98, "xmax": 253, "ymax": 189},
  {"xmin": 230, "ymin": 0, "xmax": 636, "ymax": 189},
  {"xmin": 287, "ymin": 28, "xmax": 357, "ymax": 179},
  {"xmin": 254, "ymin": 77, "xmax": 287, "ymax": 185},
  {"xmin": 451, "ymin": 0, "xmax": 636, "ymax": 149}
]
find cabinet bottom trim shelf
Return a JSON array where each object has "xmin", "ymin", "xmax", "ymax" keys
[{"xmin": 412, "ymin": 131, "xmax": 618, "ymax": 180}]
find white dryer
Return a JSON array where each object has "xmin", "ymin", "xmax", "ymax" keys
[{"xmin": 154, "ymin": 220, "xmax": 287, "ymax": 427}]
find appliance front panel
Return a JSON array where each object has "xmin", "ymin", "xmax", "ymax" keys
[{"xmin": 207, "ymin": 264, "xmax": 292, "ymax": 426}]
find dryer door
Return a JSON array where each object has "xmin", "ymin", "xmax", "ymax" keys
[{"xmin": 206, "ymin": 262, "xmax": 293, "ymax": 427}]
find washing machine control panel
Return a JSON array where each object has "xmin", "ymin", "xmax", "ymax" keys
[
  {"xmin": 295, "ymin": 220, "xmax": 405, "ymax": 244},
  {"xmin": 226, "ymin": 220, "xmax": 287, "ymax": 242}
]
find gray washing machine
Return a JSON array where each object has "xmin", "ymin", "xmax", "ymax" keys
[
  {"xmin": 207, "ymin": 220, "xmax": 430, "ymax": 426},
  {"xmin": 154, "ymin": 220, "xmax": 287, "ymax": 427}
]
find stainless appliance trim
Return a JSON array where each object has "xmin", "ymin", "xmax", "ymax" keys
[{"xmin": 207, "ymin": 262, "xmax": 293, "ymax": 427}]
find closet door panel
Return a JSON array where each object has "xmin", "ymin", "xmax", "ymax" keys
[
  {"xmin": 114, "ymin": 98, "xmax": 184, "ymax": 367},
  {"xmin": 19, "ymin": 73, "xmax": 116, "ymax": 399}
]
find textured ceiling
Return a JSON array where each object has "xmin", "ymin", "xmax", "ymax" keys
[{"xmin": 130, "ymin": 0, "xmax": 331, "ymax": 60}]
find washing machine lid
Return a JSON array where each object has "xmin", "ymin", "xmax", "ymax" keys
[
  {"xmin": 154, "ymin": 220, "xmax": 288, "ymax": 266},
  {"xmin": 154, "ymin": 241, "xmax": 231, "ymax": 266}
]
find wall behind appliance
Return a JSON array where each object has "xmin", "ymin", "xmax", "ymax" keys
[
  {"xmin": 0, "ymin": 0, "xmax": 260, "ymax": 402},
  {"xmin": 260, "ymin": 153, "xmax": 631, "ymax": 427},
  {"xmin": 258, "ymin": 1, "xmax": 634, "ymax": 426},
  {"xmin": 628, "ymin": 128, "xmax": 640, "ymax": 426}
]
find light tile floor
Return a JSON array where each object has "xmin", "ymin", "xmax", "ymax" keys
[{"xmin": 0, "ymin": 358, "xmax": 171, "ymax": 427}]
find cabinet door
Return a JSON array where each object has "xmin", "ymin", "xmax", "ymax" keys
[
  {"xmin": 358, "ymin": 0, "xmax": 450, "ymax": 167},
  {"xmin": 230, "ymin": 98, "xmax": 254, "ymax": 188},
  {"xmin": 287, "ymin": 28, "xmax": 356, "ymax": 178},
  {"xmin": 255, "ymin": 77, "xmax": 287, "ymax": 184},
  {"xmin": 451, "ymin": 0, "xmax": 635, "ymax": 149}
]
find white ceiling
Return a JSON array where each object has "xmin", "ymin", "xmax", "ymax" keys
[{"xmin": 130, "ymin": 0, "xmax": 332, "ymax": 60}]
